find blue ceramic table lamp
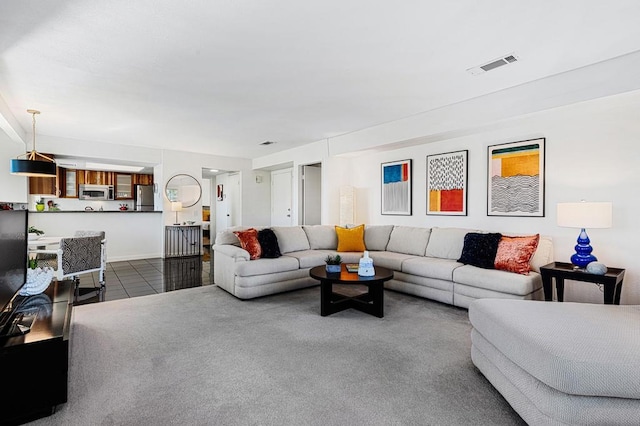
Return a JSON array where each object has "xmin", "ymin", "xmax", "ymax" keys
[{"xmin": 557, "ymin": 201, "xmax": 612, "ymax": 269}]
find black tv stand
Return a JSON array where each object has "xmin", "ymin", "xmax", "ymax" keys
[
  {"xmin": 0, "ymin": 312, "xmax": 33, "ymax": 338},
  {"xmin": 0, "ymin": 280, "xmax": 73, "ymax": 425}
]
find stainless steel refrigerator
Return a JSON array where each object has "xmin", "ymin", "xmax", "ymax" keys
[{"xmin": 134, "ymin": 185, "xmax": 154, "ymax": 211}]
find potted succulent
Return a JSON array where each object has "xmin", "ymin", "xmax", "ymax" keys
[
  {"xmin": 325, "ymin": 254, "xmax": 342, "ymax": 273},
  {"xmin": 35, "ymin": 198, "xmax": 45, "ymax": 211}
]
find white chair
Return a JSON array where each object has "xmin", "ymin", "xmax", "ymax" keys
[{"xmin": 31, "ymin": 232, "xmax": 106, "ymax": 303}]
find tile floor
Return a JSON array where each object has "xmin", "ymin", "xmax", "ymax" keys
[{"xmin": 77, "ymin": 256, "xmax": 212, "ymax": 304}]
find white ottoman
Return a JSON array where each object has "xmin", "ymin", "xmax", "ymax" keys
[{"xmin": 469, "ymin": 299, "xmax": 640, "ymax": 425}]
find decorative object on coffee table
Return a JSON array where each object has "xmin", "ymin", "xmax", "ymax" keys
[
  {"xmin": 358, "ymin": 251, "xmax": 374, "ymax": 276},
  {"xmin": 487, "ymin": 138, "xmax": 545, "ymax": 217},
  {"xmin": 324, "ymin": 254, "xmax": 342, "ymax": 273}
]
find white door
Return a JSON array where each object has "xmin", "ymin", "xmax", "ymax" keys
[
  {"xmin": 227, "ymin": 172, "xmax": 241, "ymax": 227},
  {"xmin": 302, "ymin": 165, "xmax": 321, "ymax": 225},
  {"xmin": 271, "ymin": 169, "xmax": 293, "ymax": 226}
]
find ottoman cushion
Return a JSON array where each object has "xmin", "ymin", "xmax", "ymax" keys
[{"xmin": 469, "ymin": 299, "xmax": 640, "ymax": 399}]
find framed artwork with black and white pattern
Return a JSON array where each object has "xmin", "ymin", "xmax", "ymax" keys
[{"xmin": 426, "ymin": 150, "xmax": 468, "ymax": 216}]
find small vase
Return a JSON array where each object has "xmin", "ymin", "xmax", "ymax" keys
[
  {"xmin": 35, "ymin": 204, "xmax": 45, "ymax": 211},
  {"xmin": 326, "ymin": 264, "xmax": 341, "ymax": 273}
]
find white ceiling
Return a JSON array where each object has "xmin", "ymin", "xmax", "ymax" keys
[{"xmin": 1, "ymin": 0, "xmax": 640, "ymax": 159}]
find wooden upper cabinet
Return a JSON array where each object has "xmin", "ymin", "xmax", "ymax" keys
[
  {"xmin": 133, "ymin": 174, "xmax": 154, "ymax": 186},
  {"xmin": 115, "ymin": 173, "xmax": 133, "ymax": 199},
  {"xmin": 28, "ymin": 173, "xmax": 59, "ymax": 196},
  {"xmin": 79, "ymin": 170, "xmax": 114, "ymax": 186},
  {"xmin": 59, "ymin": 168, "xmax": 78, "ymax": 198},
  {"xmin": 28, "ymin": 154, "xmax": 59, "ymax": 196}
]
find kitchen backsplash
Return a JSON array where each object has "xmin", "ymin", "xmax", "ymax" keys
[{"xmin": 28, "ymin": 196, "xmax": 144, "ymax": 211}]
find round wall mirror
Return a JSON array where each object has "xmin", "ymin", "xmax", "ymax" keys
[{"xmin": 165, "ymin": 174, "xmax": 202, "ymax": 208}]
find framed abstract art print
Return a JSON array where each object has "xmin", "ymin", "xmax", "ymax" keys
[
  {"xmin": 487, "ymin": 138, "xmax": 545, "ymax": 217},
  {"xmin": 381, "ymin": 159, "xmax": 412, "ymax": 215},
  {"xmin": 426, "ymin": 150, "xmax": 468, "ymax": 216}
]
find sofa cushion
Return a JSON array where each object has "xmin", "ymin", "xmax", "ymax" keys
[
  {"xmin": 469, "ymin": 299, "xmax": 640, "ymax": 399},
  {"xmin": 235, "ymin": 256, "xmax": 300, "ymax": 277},
  {"xmin": 272, "ymin": 226, "xmax": 310, "ymax": 254},
  {"xmin": 458, "ymin": 232, "xmax": 502, "ymax": 269},
  {"xmin": 283, "ymin": 250, "xmax": 328, "ymax": 269},
  {"xmin": 494, "ymin": 234, "xmax": 539, "ymax": 275},
  {"xmin": 302, "ymin": 225, "xmax": 338, "ymax": 250},
  {"xmin": 529, "ymin": 236, "xmax": 553, "ymax": 273},
  {"xmin": 453, "ymin": 265, "xmax": 541, "ymax": 296},
  {"xmin": 257, "ymin": 228, "xmax": 282, "ymax": 258},
  {"xmin": 364, "ymin": 225, "xmax": 394, "ymax": 251},
  {"xmin": 386, "ymin": 226, "xmax": 431, "ymax": 256},
  {"xmin": 402, "ymin": 257, "xmax": 463, "ymax": 281},
  {"xmin": 368, "ymin": 251, "xmax": 417, "ymax": 271},
  {"xmin": 336, "ymin": 224, "xmax": 366, "ymax": 252},
  {"xmin": 425, "ymin": 227, "xmax": 476, "ymax": 260},
  {"xmin": 233, "ymin": 228, "xmax": 262, "ymax": 260}
]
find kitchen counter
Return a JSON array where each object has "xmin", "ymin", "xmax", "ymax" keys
[{"xmin": 28, "ymin": 210, "xmax": 164, "ymax": 261}]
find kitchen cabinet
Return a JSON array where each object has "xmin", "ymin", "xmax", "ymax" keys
[
  {"xmin": 79, "ymin": 170, "xmax": 114, "ymax": 186},
  {"xmin": 28, "ymin": 153, "xmax": 59, "ymax": 196},
  {"xmin": 59, "ymin": 168, "xmax": 78, "ymax": 198},
  {"xmin": 28, "ymin": 173, "xmax": 59, "ymax": 197},
  {"xmin": 115, "ymin": 173, "xmax": 133, "ymax": 199},
  {"xmin": 133, "ymin": 174, "xmax": 154, "ymax": 186}
]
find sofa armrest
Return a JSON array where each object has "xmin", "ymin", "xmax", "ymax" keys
[{"xmin": 213, "ymin": 244, "xmax": 250, "ymax": 261}]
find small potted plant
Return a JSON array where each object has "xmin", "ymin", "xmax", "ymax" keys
[
  {"xmin": 325, "ymin": 254, "xmax": 342, "ymax": 273},
  {"xmin": 28, "ymin": 225, "xmax": 45, "ymax": 240},
  {"xmin": 35, "ymin": 198, "xmax": 45, "ymax": 211}
]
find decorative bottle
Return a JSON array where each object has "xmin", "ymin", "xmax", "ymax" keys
[{"xmin": 358, "ymin": 251, "xmax": 375, "ymax": 276}]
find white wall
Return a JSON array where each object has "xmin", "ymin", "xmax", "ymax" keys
[
  {"xmin": 0, "ymin": 130, "xmax": 28, "ymax": 203},
  {"xmin": 255, "ymin": 90, "xmax": 640, "ymax": 304}
]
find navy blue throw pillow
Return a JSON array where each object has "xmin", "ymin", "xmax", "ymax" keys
[
  {"xmin": 257, "ymin": 228, "xmax": 281, "ymax": 258},
  {"xmin": 458, "ymin": 232, "xmax": 503, "ymax": 269}
]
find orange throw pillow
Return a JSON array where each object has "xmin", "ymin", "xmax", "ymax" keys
[
  {"xmin": 494, "ymin": 234, "xmax": 540, "ymax": 275},
  {"xmin": 233, "ymin": 228, "xmax": 262, "ymax": 260},
  {"xmin": 335, "ymin": 224, "xmax": 366, "ymax": 252}
]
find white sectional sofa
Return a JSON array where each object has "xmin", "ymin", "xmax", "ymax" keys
[{"xmin": 213, "ymin": 225, "xmax": 553, "ymax": 307}]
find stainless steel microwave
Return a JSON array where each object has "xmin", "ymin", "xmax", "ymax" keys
[{"xmin": 79, "ymin": 184, "xmax": 114, "ymax": 200}]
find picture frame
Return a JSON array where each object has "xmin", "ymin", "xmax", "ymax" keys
[
  {"xmin": 381, "ymin": 159, "xmax": 412, "ymax": 215},
  {"xmin": 487, "ymin": 138, "xmax": 545, "ymax": 217},
  {"xmin": 426, "ymin": 150, "xmax": 468, "ymax": 216}
]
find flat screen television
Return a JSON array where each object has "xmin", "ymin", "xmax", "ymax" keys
[{"xmin": 0, "ymin": 210, "xmax": 28, "ymax": 331}]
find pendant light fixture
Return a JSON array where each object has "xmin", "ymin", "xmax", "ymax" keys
[{"xmin": 10, "ymin": 109, "xmax": 56, "ymax": 177}]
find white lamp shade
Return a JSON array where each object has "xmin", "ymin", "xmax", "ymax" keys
[
  {"xmin": 557, "ymin": 202, "xmax": 612, "ymax": 229},
  {"xmin": 170, "ymin": 201, "xmax": 183, "ymax": 212}
]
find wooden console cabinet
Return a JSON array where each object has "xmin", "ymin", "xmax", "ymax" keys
[{"xmin": 0, "ymin": 280, "xmax": 73, "ymax": 425}]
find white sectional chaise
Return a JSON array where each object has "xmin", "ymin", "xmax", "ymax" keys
[
  {"xmin": 213, "ymin": 225, "xmax": 553, "ymax": 307},
  {"xmin": 469, "ymin": 298, "xmax": 640, "ymax": 425}
]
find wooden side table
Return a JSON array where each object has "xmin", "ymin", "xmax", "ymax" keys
[{"xmin": 540, "ymin": 262, "xmax": 625, "ymax": 305}]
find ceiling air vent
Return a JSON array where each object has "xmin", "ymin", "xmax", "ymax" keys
[
  {"xmin": 467, "ymin": 53, "xmax": 519, "ymax": 76},
  {"xmin": 260, "ymin": 141, "xmax": 277, "ymax": 146}
]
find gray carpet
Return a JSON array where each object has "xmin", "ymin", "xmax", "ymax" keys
[{"xmin": 30, "ymin": 285, "xmax": 525, "ymax": 425}]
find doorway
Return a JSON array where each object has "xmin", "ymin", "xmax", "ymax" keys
[{"xmin": 301, "ymin": 163, "xmax": 321, "ymax": 225}]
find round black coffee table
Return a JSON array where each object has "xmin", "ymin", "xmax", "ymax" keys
[{"xmin": 309, "ymin": 264, "xmax": 393, "ymax": 318}]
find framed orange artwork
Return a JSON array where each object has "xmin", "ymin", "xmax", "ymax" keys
[{"xmin": 487, "ymin": 138, "xmax": 545, "ymax": 217}]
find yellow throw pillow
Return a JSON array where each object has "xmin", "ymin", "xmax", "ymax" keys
[{"xmin": 335, "ymin": 224, "xmax": 366, "ymax": 252}]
